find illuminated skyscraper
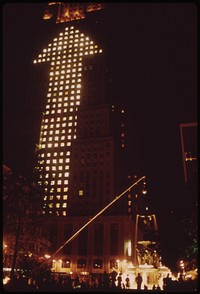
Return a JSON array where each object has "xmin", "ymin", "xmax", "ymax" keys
[
  {"xmin": 33, "ymin": 25, "xmax": 106, "ymax": 217},
  {"xmin": 28, "ymin": 3, "xmax": 121, "ymax": 217},
  {"xmin": 24, "ymin": 3, "xmax": 137, "ymax": 274}
]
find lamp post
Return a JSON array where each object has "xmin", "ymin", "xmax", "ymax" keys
[
  {"xmin": 38, "ymin": 176, "xmax": 146, "ymax": 270},
  {"xmin": 126, "ymin": 175, "xmax": 148, "ymax": 265}
]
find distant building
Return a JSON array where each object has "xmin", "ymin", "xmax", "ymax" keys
[{"xmin": 179, "ymin": 123, "xmax": 197, "ymax": 185}]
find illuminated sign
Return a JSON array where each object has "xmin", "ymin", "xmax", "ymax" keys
[{"xmin": 43, "ymin": 2, "xmax": 105, "ymax": 23}]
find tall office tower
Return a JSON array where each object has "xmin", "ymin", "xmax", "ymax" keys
[
  {"xmin": 67, "ymin": 53, "xmax": 115, "ymax": 216},
  {"xmin": 34, "ymin": 26, "xmax": 106, "ymax": 217},
  {"xmin": 28, "ymin": 3, "xmax": 122, "ymax": 218},
  {"xmin": 23, "ymin": 1, "xmax": 130, "ymax": 218},
  {"xmin": 23, "ymin": 3, "xmax": 138, "ymax": 274}
]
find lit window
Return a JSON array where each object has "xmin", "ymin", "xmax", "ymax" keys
[{"xmin": 79, "ymin": 190, "xmax": 84, "ymax": 196}]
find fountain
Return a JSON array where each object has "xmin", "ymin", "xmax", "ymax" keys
[{"xmin": 124, "ymin": 213, "xmax": 172, "ymax": 290}]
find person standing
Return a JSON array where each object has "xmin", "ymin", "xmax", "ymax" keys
[
  {"xmin": 117, "ymin": 273, "xmax": 122, "ymax": 288},
  {"xmin": 135, "ymin": 273, "xmax": 143, "ymax": 290},
  {"xmin": 125, "ymin": 274, "xmax": 130, "ymax": 289}
]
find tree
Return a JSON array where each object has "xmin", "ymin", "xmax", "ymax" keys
[
  {"xmin": 180, "ymin": 215, "xmax": 198, "ymax": 270},
  {"xmin": 3, "ymin": 165, "xmax": 50, "ymax": 278}
]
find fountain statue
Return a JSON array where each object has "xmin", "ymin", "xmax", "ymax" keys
[{"xmin": 125, "ymin": 212, "xmax": 172, "ymax": 290}]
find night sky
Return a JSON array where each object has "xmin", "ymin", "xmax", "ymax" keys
[{"xmin": 3, "ymin": 2, "xmax": 198, "ymax": 270}]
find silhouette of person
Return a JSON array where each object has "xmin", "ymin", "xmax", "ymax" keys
[
  {"xmin": 117, "ymin": 273, "xmax": 122, "ymax": 288},
  {"xmin": 135, "ymin": 273, "xmax": 143, "ymax": 290},
  {"xmin": 125, "ymin": 274, "xmax": 130, "ymax": 289}
]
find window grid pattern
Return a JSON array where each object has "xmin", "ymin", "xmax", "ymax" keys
[{"xmin": 33, "ymin": 26, "xmax": 102, "ymax": 216}]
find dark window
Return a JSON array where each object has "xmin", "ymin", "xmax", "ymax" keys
[
  {"xmin": 49, "ymin": 223, "xmax": 58, "ymax": 252},
  {"xmin": 110, "ymin": 259, "xmax": 118, "ymax": 270},
  {"xmin": 77, "ymin": 258, "xmax": 86, "ymax": 269},
  {"xmin": 110, "ymin": 223, "xmax": 118, "ymax": 255},
  {"xmin": 63, "ymin": 224, "xmax": 73, "ymax": 254},
  {"xmin": 93, "ymin": 259, "xmax": 103, "ymax": 269},
  {"xmin": 62, "ymin": 259, "xmax": 71, "ymax": 268},
  {"xmin": 78, "ymin": 227, "xmax": 88, "ymax": 255},
  {"xmin": 94, "ymin": 223, "xmax": 104, "ymax": 255}
]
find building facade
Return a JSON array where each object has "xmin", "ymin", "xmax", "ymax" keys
[
  {"xmin": 179, "ymin": 122, "xmax": 197, "ymax": 185},
  {"xmin": 25, "ymin": 2, "xmax": 141, "ymax": 274},
  {"xmin": 45, "ymin": 215, "xmax": 135, "ymax": 274}
]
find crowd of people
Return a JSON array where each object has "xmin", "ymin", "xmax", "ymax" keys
[
  {"xmin": 4, "ymin": 271, "xmax": 130, "ymax": 292},
  {"xmin": 3, "ymin": 270, "xmax": 198, "ymax": 292}
]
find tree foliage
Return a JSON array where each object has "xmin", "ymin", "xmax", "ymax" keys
[
  {"xmin": 180, "ymin": 215, "xmax": 198, "ymax": 269},
  {"xmin": 3, "ymin": 165, "xmax": 50, "ymax": 271}
]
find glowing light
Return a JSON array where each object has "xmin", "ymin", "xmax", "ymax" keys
[
  {"xmin": 3, "ymin": 276, "xmax": 10, "ymax": 285},
  {"xmin": 127, "ymin": 240, "xmax": 132, "ymax": 256},
  {"xmin": 34, "ymin": 25, "xmax": 102, "ymax": 216}
]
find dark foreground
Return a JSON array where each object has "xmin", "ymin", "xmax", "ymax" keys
[{"xmin": 3, "ymin": 280, "xmax": 198, "ymax": 293}]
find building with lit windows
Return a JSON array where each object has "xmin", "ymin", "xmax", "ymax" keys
[
  {"xmin": 34, "ymin": 25, "xmax": 106, "ymax": 217},
  {"xmin": 25, "ymin": 3, "xmax": 144, "ymax": 275}
]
